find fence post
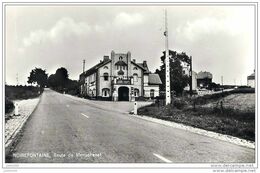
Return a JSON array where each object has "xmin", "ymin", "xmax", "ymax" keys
[
  {"xmin": 134, "ymin": 102, "xmax": 137, "ymax": 115},
  {"xmin": 14, "ymin": 103, "xmax": 19, "ymax": 116}
]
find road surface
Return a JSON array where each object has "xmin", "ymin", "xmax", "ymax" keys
[{"xmin": 6, "ymin": 89, "xmax": 255, "ymax": 163}]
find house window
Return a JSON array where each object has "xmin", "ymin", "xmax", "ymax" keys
[
  {"xmin": 117, "ymin": 65, "xmax": 119, "ymax": 70},
  {"xmin": 150, "ymin": 89, "xmax": 155, "ymax": 98},
  {"xmin": 133, "ymin": 73, "xmax": 138, "ymax": 82},
  {"xmin": 102, "ymin": 88, "xmax": 110, "ymax": 97},
  {"xmin": 119, "ymin": 56, "xmax": 123, "ymax": 60},
  {"xmin": 133, "ymin": 67, "xmax": 138, "ymax": 70},
  {"xmin": 104, "ymin": 73, "xmax": 109, "ymax": 81},
  {"xmin": 134, "ymin": 89, "xmax": 139, "ymax": 97},
  {"xmin": 104, "ymin": 66, "xmax": 108, "ymax": 69}
]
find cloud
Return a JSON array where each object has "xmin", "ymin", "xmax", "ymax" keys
[
  {"xmin": 114, "ymin": 12, "xmax": 144, "ymax": 28},
  {"xmin": 175, "ymin": 11, "xmax": 253, "ymax": 42},
  {"xmin": 22, "ymin": 17, "xmax": 91, "ymax": 47}
]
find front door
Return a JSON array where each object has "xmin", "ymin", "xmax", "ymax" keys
[{"xmin": 118, "ymin": 87, "xmax": 129, "ymax": 101}]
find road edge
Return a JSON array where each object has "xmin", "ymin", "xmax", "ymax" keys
[
  {"xmin": 4, "ymin": 93, "xmax": 43, "ymax": 159},
  {"xmin": 130, "ymin": 113, "xmax": 255, "ymax": 149}
]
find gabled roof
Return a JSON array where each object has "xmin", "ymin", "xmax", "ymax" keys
[
  {"xmin": 148, "ymin": 73, "xmax": 162, "ymax": 85},
  {"xmin": 80, "ymin": 59, "xmax": 111, "ymax": 78},
  {"xmin": 131, "ymin": 61, "xmax": 146, "ymax": 71},
  {"xmin": 137, "ymin": 63, "xmax": 150, "ymax": 73},
  {"xmin": 247, "ymin": 72, "xmax": 255, "ymax": 80}
]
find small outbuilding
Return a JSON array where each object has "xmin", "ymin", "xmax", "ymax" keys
[{"xmin": 247, "ymin": 71, "xmax": 255, "ymax": 88}]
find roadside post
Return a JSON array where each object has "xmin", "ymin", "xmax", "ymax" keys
[
  {"xmin": 134, "ymin": 102, "xmax": 137, "ymax": 115},
  {"xmin": 14, "ymin": 102, "xmax": 19, "ymax": 116}
]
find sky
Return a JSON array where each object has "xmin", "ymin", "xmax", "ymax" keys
[{"xmin": 5, "ymin": 4, "xmax": 255, "ymax": 85}]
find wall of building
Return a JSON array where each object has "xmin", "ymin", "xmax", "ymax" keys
[
  {"xmin": 82, "ymin": 73, "xmax": 96, "ymax": 97},
  {"xmin": 192, "ymin": 71, "xmax": 197, "ymax": 90},
  {"xmin": 131, "ymin": 63, "xmax": 143, "ymax": 97},
  {"xmin": 144, "ymin": 85, "xmax": 160, "ymax": 98},
  {"xmin": 247, "ymin": 79, "xmax": 255, "ymax": 88},
  {"xmin": 98, "ymin": 62, "xmax": 112, "ymax": 97},
  {"xmin": 143, "ymin": 74, "xmax": 149, "ymax": 87},
  {"xmin": 184, "ymin": 71, "xmax": 197, "ymax": 91}
]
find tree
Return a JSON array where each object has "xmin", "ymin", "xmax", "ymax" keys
[
  {"xmin": 47, "ymin": 74, "xmax": 58, "ymax": 88},
  {"xmin": 47, "ymin": 67, "xmax": 70, "ymax": 92},
  {"xmin": 156, "ymin": 50, "xmax": 190, "ymax": 96},
  {"xmin": 55, "ymin": 67, "xmax": 69, "ymax": 89},
  {"xmin": 27, "ymin": 68, "xmax": 48, "ymax": 88}
]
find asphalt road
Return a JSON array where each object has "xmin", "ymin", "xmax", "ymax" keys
[{"xmin": 6, "ymin": 89, "xmax": 255, "ymax": 163}]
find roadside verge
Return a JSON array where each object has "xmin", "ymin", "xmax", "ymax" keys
[
  {"xmin": 5, "ymin": 95, "xmax": 42, "ymax": 157},
  {"xmin": 130, "ymin": 113, "xmax": 255, "ymax": 149}
]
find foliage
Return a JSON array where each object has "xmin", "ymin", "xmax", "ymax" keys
[
  {"xmin": 27, "ymin": 68, "xmax": 48, "ymax": 88},
  {"xmin": 155, "ymin": 50, "xmax": 190, "ymax": 96},
  {"xmin": 5, "ymin": 85, "xmax": 42, "ymax": 100},
  {"xmin": 207, "ymin": 82, "xmax": 221, "ymax": 90},
  {"xmin": 48, "ymin": 67, "xmax": 80, "ymax": 95},
  {"xmin": 5, "ymin": 97, "xmax": 14, "ymax": 114}
]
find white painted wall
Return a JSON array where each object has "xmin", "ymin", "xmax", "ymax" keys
[
  {"xmin": 247, "ymin": 79, "xmax": 255, "ymax": 88},
  {"xmin": 98, "ymin": 62, "xmax": 112, "ymax": 96},
  {"xmin": 144, "ymin": 85, "xmax": 160, "ymax": 98}
]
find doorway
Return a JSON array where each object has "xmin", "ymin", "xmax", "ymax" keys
[{"xmin": 118, "ymin": 87, "xmax": 129, "ymax": 101}]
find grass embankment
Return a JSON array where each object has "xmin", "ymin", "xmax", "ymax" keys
[
  {"xmin": 138, "ymin": 89, "xmax": 255, "ymax": 141},
  {"xmin": 5, "ymin": 85, "xmax": 42, "ymax": 114}
]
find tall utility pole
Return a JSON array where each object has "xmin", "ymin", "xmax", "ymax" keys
[
  {"xmin": 164, "ymin": 9, "xmax": 171, "ymax": 105},
  {"xmin": 189, "ymin": 56, "xmax": 193, "ymax": 97},
  {"xmin": 16, "ymin": 73, "xmax": 19, "ymax": 86},
  {"xmin": 83, "ymin": 59, "xmax": 86, "ymax": 73},
  {"xmin": 221, "ymin": 76, "xmax": 224, "ymax": 92}
]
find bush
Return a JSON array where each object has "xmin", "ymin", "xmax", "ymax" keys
[
  {"xmin": 5, "ymin": 85, "xmax": 42, "ymax": 100},
  {"xmin": 135, "ymin": 96, "xmax": 148, "ymax": 101},
  {"xmin": 5, "ymin": 97, "xmax": 14, "ymax": 114},
  {"xmin": 170, "ymin": 98, "xmax": 188, "ymax": 109}
]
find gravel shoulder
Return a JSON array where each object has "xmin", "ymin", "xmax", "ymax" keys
[{"xmin": 5, "ymin": 97, "xmax": 41, "ymax": 148}]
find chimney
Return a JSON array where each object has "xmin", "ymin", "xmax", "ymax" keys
[
  {"xmin": 132, "ymin": 59, "xmax": 136, "ymax": 63},
  {"xmin": 103, "ymin": 56, "xmax": 109, "ymax": 61},
  {"xmin": 111, "ymin": 50, "xmax": 115, "ymax": 77},
  {"xmin": 127, "ymin": 51, "xmax": 131, "ymax": 78},
  {"xmin": 143, "ymin": 60, "xmax": 147, "ymax": 67}
]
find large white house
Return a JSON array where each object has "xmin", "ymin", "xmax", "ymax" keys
[{"xmin": 79, "ymin": 51, "xmax": 162, "ymax": 101}]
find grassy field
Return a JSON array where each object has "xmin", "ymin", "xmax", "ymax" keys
[
  {"xmin": 5, "ymin": 85, "xmax": 42, "ymax": 114},
  {"xmin": 138, "ymin": 92, "xmax": 255, "ymax": 141}
]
